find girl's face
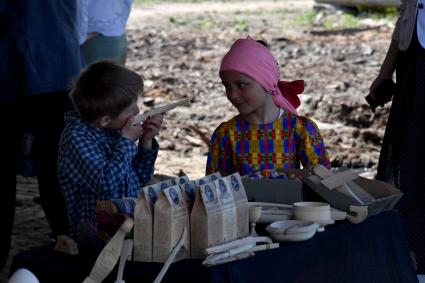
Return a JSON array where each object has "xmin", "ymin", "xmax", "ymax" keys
[
  {"xmin": 220, "ymin": 70, "xmax": 269, "ymax": 116},
  {"xmin": 106, "ymin": 100, "xmax": 140, "ymax": 130}
]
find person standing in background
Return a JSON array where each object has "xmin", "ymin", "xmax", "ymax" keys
[
  {"xmin": 0, "ymin": 0, "xmax": 84, "ymax": 270},
  {"xmin": 369, "ymin": 0, "xmax": 425, "ymax": 276},
  {"xmin": 78, "ymin": 0, "xmax": 133, "ymax": 65}
]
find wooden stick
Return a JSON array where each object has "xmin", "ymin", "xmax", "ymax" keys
[
  {"xmin": 320, "ymin": 170, "xmax": 359, "ymax": 190},
  {"xmin": 313, "ymin": 165, "xmax": 365, "ymax": 205},
  {"xmin": 346, "ymin": 205, "xmax": 368, "ymax": 224},
  {"xmin": 330, "ymin": 208, "xmax": 347, "ymax": 221},
  {"xmin": 249, "ymin": 202, "xmax": 293, "ymax": 209},
  {"xmin": 247, "ymin": 243, "xmax": 280, "ymax": 253},
  {"xmin": 114, "ymin": 239, "xmax": 133, "ymax": 283},
  {"xmin": 203, "ymin": 243, "xmax": 255, "ymax": 265},
  {"xmin": 153, "ymin": 227, "xmax": 188, "ymax": 283},
  {"xmin": 314, "ymin": 165, "xmax": 375, "ymax": 204},
  {"xmin": 83, "ymin": 218, "xmax": 133, "ymax": 283},
  {"xmin": 134, "ymin": 99, "xmax": 190, "ymax": 124},
  {"xmin": 205, "ymin": 236, "xmax": 272, "ymax": 255},
  {"xmin": 205, "ymin": 252, "xmax": 254, "ymax": 267}
]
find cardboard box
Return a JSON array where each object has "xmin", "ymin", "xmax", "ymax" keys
[
  {"xmin": 241, "ymin": 170, "xmax": 308, "ymax": 204},
  {"xmin": 303, "ymin": 173, "xmax": 402, "ymax": 217}
]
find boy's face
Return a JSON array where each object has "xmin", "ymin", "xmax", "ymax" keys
[
  {"xmin": 220, "ymin": 70, "xmax": 268, "ymax": 116},
  {"xmin": 105, "ymin": 100, "xmax": 140, "ymax": 130}
]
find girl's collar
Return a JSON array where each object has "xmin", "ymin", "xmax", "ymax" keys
[{"xmin": 239, "ymin": 109, "xmax": 288, "ymax": 126}]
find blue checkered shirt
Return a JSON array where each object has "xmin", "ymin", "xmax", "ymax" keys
[{"xmin": 58, "ymin": 111, "xmax": 158, "ymax": 238}]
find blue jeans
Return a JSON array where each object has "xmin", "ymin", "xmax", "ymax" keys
[{"xmin": 81, "ymin": 33, "xmax": 128, "ymax": 65}]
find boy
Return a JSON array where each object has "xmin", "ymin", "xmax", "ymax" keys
[{"xmin": 58, "ymin": 60, "xmax": 163, "ymax": 239}]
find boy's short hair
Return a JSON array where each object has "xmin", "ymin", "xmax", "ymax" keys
[{"xmin": 70, "ymin": 60, "xmax": 143, "ymax": 122}]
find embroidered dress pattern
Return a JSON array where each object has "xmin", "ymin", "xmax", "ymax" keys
[{"xmin": 207, "ymin": 112, "xmax": 329, "ymax": 176}]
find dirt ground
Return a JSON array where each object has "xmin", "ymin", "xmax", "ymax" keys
[{"xmin": 1, "ymin": 1, "xmax": 396, "ymax": 281}]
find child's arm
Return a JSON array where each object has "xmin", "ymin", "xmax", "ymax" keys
[
  {"xmin": 133, "ymin": 138, "xmax": 159, "ymax": 187},
  {"xmin": 67, "ymin": 132, "xmax": 139, "ymax": 197},
  {"xmin": 132, "ymin": 114, "xmax": 163, "ymax": 186},
  {"xmin": 206, "ymin": 124, "xmax": 234, "ymax": 176},
  {"xmin": 295, "ymin": 117, "xmax": 330, "ymax": 169},
  {"xmin": 140, "ymin": 114, "xmax": 164, "ymax": 149}
]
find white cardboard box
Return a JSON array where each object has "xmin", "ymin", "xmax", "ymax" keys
[{"xmin": 303, "ymin": 173, "xmax": 402, "ymax": 217}]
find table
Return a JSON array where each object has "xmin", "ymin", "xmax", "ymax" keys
[{"xmin": 10, "ymin": 210, "xmax": 417, "ymax": 283}]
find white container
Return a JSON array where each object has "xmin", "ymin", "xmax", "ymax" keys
[
  {"xmin": 8, "ymin": 269, "xmax": 40, "ymax": 283},
  {"xmin": 293, "ymin": 202, "xmax": 334, "ymax": 226},
  {"xmin": 258, "ymin": 207, "xmax": 293, "ymax": 224},
  {"xmin": 266, "ymin": 220, "xmax": 320, "ymax": 242}
]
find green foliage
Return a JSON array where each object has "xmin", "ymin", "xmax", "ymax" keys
[
  {"xmin": 233, "ymin": 19, "xmax": 248, "ymax": 31},
  {"xmin": 357, "ymin": 6, "xmax": 398, "ymax": 20},
  {"xmin": 292, "ymin": 6, "xmax": 397, "ymax": 30},
  {"xmin": 294, "ymin": 9, "xmax": 317, "ymax": 25},
  {"xmin": 357, "ymin": 6, "xmax": 398, "ymax": 19},
  {"xmin": 271, "ymin": 8, "xmax": 291, "ymax": 15},
  {"xmin": 200, "ymin": 19, "xmax": 215, "ymax": 29},
  {"xmin": 169, "ymin": 15, "xmax": 190, "ymax": 25}
]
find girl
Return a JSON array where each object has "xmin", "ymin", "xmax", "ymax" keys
[{"xmin": 206, "ymin": 37, "xmax": 330, "ymax": 176}]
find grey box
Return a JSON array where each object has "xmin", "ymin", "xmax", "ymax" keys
[
  {"xmin": 242, "ymin": 176, "xmax": 303, "ymax": 205},
  {"xmin": 302, "ymin": 174, "xmax": 403, "ymax": 217}
]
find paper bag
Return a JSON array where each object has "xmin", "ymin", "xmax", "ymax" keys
[
  {"xmin": 190, "ymin": 182, "xmax": 224, "ymax": 259},
  {"xmin": 214, "ymin": 178, "xmax": 237, "ymax": 243},
  {"xmin": 153, "ymin": 185, "xmax": 189, "ymax": 262},
  {"xmin": 133, "ymin": 191, "xmax": 154, "ymax": 262},
  {"xmin": 225, "ymin": 173, "xmax": 249, "ymax": 238}
]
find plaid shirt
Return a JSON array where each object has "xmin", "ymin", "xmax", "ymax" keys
[{"xmin": 58, "ymin": 111, "xmax": 158, "ymax": 238}]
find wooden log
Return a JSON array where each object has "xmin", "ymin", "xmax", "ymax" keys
[{"xmin": 315, "ymin": 0, "xmax": 401, "ymax": 8}]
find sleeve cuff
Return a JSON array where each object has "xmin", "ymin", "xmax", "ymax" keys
[
  {"xmin": 138, "ymin": 138, "xmax": 159, "ymax": 155},
  {"xmin": 118, "ymin": 136, "xmax": 138, "ymax": 159}
]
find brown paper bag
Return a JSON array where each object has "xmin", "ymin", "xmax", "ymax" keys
[
  {"xmin": 225, "ymin": 173, "xmax": 249, "ymax": 238},
  {"xmin": 190, "ymin": 182, "xmax": 224, "ymax": 259},
  {"xmin": 180, "ymin": 181, "xmax": 198, "ymax": 212},
  {"xmin": 144, "ymin": 180, "xmax": 175, "ymax": 208},
  {"xmin": 193, "ymin": 172, "xmax": 222, "ymax": 187},
  {"xmin": 153, "ymin": 185, "xmax": 189, "ymax": 262},
  {"xmin": 133, "ymin": 191, "xmax": 154, "ymax": 262},
  {"xmin": 133, "ymin": 180, "xmax": 173, "ymax": 262},
  {"xmin": 174, "ymin": 175, "xmax": 190, "ymax": 186},
  {"xmin": 214, "ymin": 178, "xmax": 238, "ymax": 243}
]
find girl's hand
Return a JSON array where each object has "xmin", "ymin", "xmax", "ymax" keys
[
  {"xmin": 368, "ymin": 75, "xmax": 389, "ymax": 101},
  {"xmin": 141, "ymin": 114, "xmax": 164, "ymax": 148},
  {"xmin": 121, "ymin": 116, "xmax": 144, "ymax": 142}
]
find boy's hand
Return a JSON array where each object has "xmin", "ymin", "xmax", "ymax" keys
[
  {"xmin": 141, "ymin": 114, "xmax": 164, "ymax": 149},
  {"xmin": 121, "ymin": 116, "xmax": 144, "ymax": 142}
]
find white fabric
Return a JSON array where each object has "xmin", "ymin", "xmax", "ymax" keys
[
  {"xmin": 77, "ymin": 0, "xmax": 133, "ymax": 45},
  {"xmin": 8, "ymin": 269, "xmax": 40, "ymax": 283},
  {"xmin": 278, "ymin": 108, "xmax": 284, "ymax": 119},
  {"xmin": 417, "ymin": 0, "xmax": 425, "ymax": 48}
]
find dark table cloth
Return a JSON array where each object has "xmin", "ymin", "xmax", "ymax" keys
[{"xmin": 10, "ymin": 210, "xmax": 418, "ymax": 283}]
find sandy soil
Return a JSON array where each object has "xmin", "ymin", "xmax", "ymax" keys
[{"xmin": 1, "ymin": 1, "xmax": 396, "ymax": 281}]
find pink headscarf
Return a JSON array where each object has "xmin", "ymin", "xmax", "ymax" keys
[{"xmin": 219, "ymin": 37, "xmax": 304, "ymax": 115}]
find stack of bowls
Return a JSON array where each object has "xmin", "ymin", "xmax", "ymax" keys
[
  {"xmin": 265, "ymin": 220, "xmax": 320, "ymax": 242},
  {"xmin": 293, "ymin": 202, "xmax": 334, "ymax": 226}
]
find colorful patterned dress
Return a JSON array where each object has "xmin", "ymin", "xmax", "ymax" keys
[{"xmin": 206, "ymin": 111, "xmax": 330, "ymax": 176}]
